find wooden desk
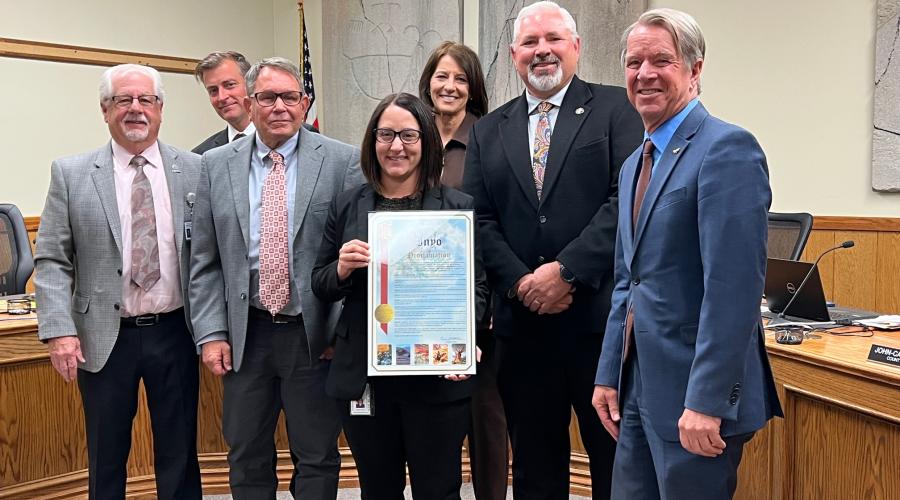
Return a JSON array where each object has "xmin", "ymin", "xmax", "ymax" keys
[
  {"xmin": 4, "ymin": 312, "xmax": 897, "ymax": 498},
  {"xmin": 0, "ymin": 316, "xmax": 370, "ymax": 499},
  {"xmin": 735, "ymin": 328, "xmax": 900, "ymax": 500}
]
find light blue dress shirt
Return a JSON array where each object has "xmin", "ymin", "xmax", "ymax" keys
[{"xmin": 645, "ymin": 98, "xmax": 700, "ymax": 170}]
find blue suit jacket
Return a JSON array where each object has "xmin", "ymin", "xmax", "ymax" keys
[{"xmin": 595, "ymin": 103, "xmax": 783, "ymax": 442}]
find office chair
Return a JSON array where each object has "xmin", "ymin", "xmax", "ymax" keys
[
  {"xmin": 0, "ymin": 204, "xmax": 35, "ymax": 295},
  {"xmin": 767, "ymin": 212, "xmax": 813, "ymax": 261}
]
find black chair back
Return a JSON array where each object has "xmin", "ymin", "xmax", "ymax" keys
[
  {"xmin": 767, "ymin": 212, "xmax": 813, "ymax": 261},
  {"xmin": 0, "ymin": 204, "xmax": 34, "ymax": 295}
]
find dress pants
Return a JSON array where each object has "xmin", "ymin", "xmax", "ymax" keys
[
  {"xmin": 496, "ymin": 332, "xmax": 615, "ymax": 500},
  {"xmin": 611, "ymin": 351, "xmax": 754, "ymax": 500},
  {"xmin": 468, "ymin": 330, "xmax": 509, "ymax": 500},
  {"xmin": 77, "ymin": 309, "xmax": 201, "ymax": 500},
  {"xmin": 340, "ymin": 385, "xmax": 471, "ymax": 500},
  {"xmin": 223, "ymin": 310, "xmax": 341, "ymax": 500}
]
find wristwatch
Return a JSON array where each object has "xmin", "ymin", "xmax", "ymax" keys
[{"xmin": 559, "ymin": 263, "xmax": 576, "ymax": 284}]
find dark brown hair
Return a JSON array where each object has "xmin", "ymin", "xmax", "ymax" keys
[
  {"xmin": 418, "ymin": 41, "xmax": 488, "ymax": 117},
  {"xmin": 360, "ymin": 93, "xmax": 443, "ymax": 195}
]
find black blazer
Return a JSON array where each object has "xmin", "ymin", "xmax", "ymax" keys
[
  {"xmin": 462, "ymin": 75, "xmax": 643, "ymax": 339},
  {"xmin": 192, "ymin": 128, "xmax": 228, "ymax": 155},
  {"xmin": 311, "ymin": 184, "xmax": 489, "ymax": 402}
]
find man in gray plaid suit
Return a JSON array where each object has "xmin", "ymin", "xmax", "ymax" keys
[{"xmin": 34, "ymin": 64, "xmax": 202, "ymax": 500}]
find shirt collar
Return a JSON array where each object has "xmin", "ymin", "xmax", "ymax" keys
[
  {"xmin": 253, "ymin": 131, "xmax": 299, "ymax": 166},
  {"xmin": 645, "ymin": 98, "xmax": 700, "ymax": 153},
  {"xmin": 227, "ymin": 121, "xmax": 256, "ymax": 142},
  {"xmin": 447, "ymin": 113, "xmax": 477, "ymax": 148},
  {"xmin": 111, "ymin": 140, "xmax": 163, "ymax": 171},
  {"xmin": 526, "ymin": 79, "xmax": 573, "ymax": 115}
]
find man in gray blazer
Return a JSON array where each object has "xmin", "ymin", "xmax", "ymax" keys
[
  {"xmin": 189, "ymin": 57, "xmax": 363, "ymax": 500},
  {"xmin": 35, "ymin": 64, "xmax": 201, "ymax": 500}
]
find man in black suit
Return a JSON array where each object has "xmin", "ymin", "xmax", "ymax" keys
[
  {"xmin": 462, "ymin": 2, "xmax": 642, "ymax": 498},
  {"xmin": 193, "ymin": 51, "xmax": 255, "ymax": 154}
]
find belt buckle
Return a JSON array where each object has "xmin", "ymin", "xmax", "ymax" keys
[
  {"xmin": 272, "ymin": 314, "xmax": 289, "ymax": 324},
  {"xmin": 135, "ymin": 314, "xmax": 158, "ymax": 326}
]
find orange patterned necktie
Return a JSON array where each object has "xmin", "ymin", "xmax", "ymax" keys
[
  {"xmin": 259, "ymin": 150, "xmax": 290, "ymax": 314},
  {"xmin": 130, "ymin": 155, "xmax": 160, "ymax": 291},
  {"xmin": 531, "ymin": 101, "xmax": 554, "ymax": 199}
]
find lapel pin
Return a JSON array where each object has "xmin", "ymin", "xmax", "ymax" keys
[
  {"xmin": 575, "ymin": 107, "xmax": 584, "ymax": 115},
  {"xmin": 672, "ymin": 147, "xmax": 681, "ymax": 155},
  {"xmin": 171, "ymin": 164, "xmax": 182, "ymax": 173}
]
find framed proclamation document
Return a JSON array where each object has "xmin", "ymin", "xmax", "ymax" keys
[{"xmin": 367, "ymin": 210, "xmax": 476, "ymax": 376}]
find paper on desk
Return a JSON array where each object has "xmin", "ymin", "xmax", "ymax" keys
[{"xmin": 856, "ymin": 315, "xmax": 900, "ymax": 330}]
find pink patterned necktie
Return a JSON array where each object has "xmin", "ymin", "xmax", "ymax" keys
[
  {"xmin": 531, "ymin": 101, "xmax": 554, "ymax": 199},
  {"xmin": 259, "ymin": 150, "xmax": 290, "ymax": 314},
  {"xmin": 130, "ymin": 155, "xmax": 160, "ymax": 291}
]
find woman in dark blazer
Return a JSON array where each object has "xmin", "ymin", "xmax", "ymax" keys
[{"xmin": 311, "ymin": 92, "xmax": 488, "ymax": 500}]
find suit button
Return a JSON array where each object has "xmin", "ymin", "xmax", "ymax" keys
[
  {"xmin": 539, "ymin": 215, "xmax": 547, "ymax": 224},
  {"xmin": 113, "ymin": 303, "xmax": 120, "ymax": 311},
  {"xmin": 729, "ymin": 396, "xmax": 738, "ymax": 405},
  {"xmin": 116, "ymin": 269, "xmax": 122, "ymax": 276},
  {"xmin": 537, "ymin": 256, "xmax": 545, "ymax": 263},
  {"xmin": 632, "ymin": 278, "xmax": 640, "ymax": 285},
  {"xmin": 240, "ymin": 293, "xmax": 247, "ymax": 300}
]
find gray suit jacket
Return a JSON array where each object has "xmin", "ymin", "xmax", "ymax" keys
[
  {"xmin": 35, "ymin": 141, "xmax": 201, "ymax": 372},
  {"xmin": 189, "ymin": 128, "xmax": 363, "ymax": 371}
]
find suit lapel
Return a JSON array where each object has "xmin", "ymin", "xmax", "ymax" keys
[
  {"xmin": 91, "ymin": 142, "xmax": 122, "ymax": 252},
  {"xmin": 227, "ymin": 140, "xmax": 253, "ymax": 251},
  {"xmin": 499, "ymin": 96, "xmax": 539, "ymax": 210},
  {"xmin": 422, "ymin": 186, "xmax": 442, "ymax": 210},
  {"xmin": 158, "ymin": 142, "xmax": 185, "ymax": 254},
  {"xmin": 214, "ymin": 128, "xmax": 228, "ymax": 148},
  {"xmin": 356, "ymin": 186, "xmax": 376, "ymax": 241},
  {"xmin": 540, "ymin": 76, "xmax": 591, "ymax": 202},
  {"xmin": 631, "ymin": 103, "xmax": 709, "ymax": 258},
  {"xmin": 293, "ymin": 128, "xmax": 324, "ymax": 243}
]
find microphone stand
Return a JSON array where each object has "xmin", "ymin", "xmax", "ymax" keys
[{"xmin": 775, "ymin": 241, "xmax": 854, "ymax": 344}]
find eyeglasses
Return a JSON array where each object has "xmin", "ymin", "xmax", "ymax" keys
[
  {"xmin": 110, "ymin": 95, "xmax": 160, "ymax": 108},
  {"xmin": 252, "ymin": 91, "xmax": 303, "ymax": 107},
  {"xmin": 374, "ymin": 128, "xmax": 422, "ymax": 144}
]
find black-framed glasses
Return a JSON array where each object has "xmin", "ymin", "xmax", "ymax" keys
[
  {"xmin": 110, "ymin": 95, "xmax": 160, "ymax": 108},
  {"xmin": 374, "ymin": 128, "xmax": 422, "ymax": 144},
  {"xmin": 252, "ymin": 91, "xmax": 303, "ymax": 107}
]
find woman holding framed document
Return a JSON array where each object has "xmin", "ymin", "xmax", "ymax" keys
[{"xmin": 311, "ymin": 92, "xmax": 488, "ymax": 499}]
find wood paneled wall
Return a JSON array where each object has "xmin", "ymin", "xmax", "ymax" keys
[
  {"xmin": 801, "ymin": 216, "xmax": 900, "ymax": 313},
  {"xmin": 10, "ymin": 215, "xmax": 900, "ymax": 497}
]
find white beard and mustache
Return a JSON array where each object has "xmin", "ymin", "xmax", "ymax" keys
[
  {"xmin": 123, "ymin": 112, "xmax": 150, "ymax": 141},
  {"xmin": 527, "ymin": 53, "xmax": 563, "ymax": 92}
]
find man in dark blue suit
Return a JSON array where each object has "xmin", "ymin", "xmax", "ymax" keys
[{"xmin": 593, "ymin": 8, "xmax": 782, "ymax": 499}]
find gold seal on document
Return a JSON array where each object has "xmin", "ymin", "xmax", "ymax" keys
[{"xmin": 374, "ymin": 304, "xmax": 395, "ymax": 323}]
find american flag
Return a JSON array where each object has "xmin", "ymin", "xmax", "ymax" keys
[{"xmin": 299, "ymin": 2, "xmax": 318, "ymax": 130}]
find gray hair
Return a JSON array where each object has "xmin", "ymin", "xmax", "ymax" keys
[
  {"xmin": 621, "ymin": 8, "xmax": 705, "ymax": 69},
  {"xmin": 99, "ymin": 64, "xmax": 165, "ymax": 103},
  {"xmin": 194, "ymin": 51, "xmax": 251, "ymax": 83},
  {"xmin": 245, "ymin": 57, "xmax": 304, "ymax": 96},
  {"xmin": 512, "ymin": 1, "xmax": 579, "ymax": 44}
]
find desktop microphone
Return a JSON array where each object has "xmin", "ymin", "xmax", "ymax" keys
[{"xmin": 777, "ymin": 240, "xmax": 854, "ymax": 320}]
